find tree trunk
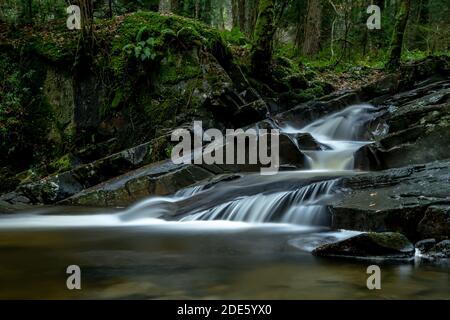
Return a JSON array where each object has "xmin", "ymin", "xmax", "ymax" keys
[
  {"xmin": 251, "ymin": 0, "xmax": 275, "ymax": 79},
  {"xmin": 201, "ymin": 0, "xmax": 212, "ymax": 25},
  {"xmin": 238, "ymin": 0, "xmax": 246, "ymax": 32},
  {"xmin": 218, "ymin": 0, "xmax": 225, "ymax": 30},
  {"xmin": 170, "ymin": 0, "xmax": 182, "ymax": 14},
  {"xmin": 108, "ymin": 0, "xmax": 112, "ymax": 18},
  {"xmin": 231, "ymin": 0, "xmax": 239, "ymax": 28},
  {"xmin": 28, "ymin": 0, "xmax": 32, "ymax": 23},
  {"xmin": 386, "ymin": 0, "xmax": 411, "ymax": 70},
  {"xmin": 246, "ymin": 0, "xmax": 260, "ymax": 37},
  {"xmin": 302, "ymin": 0, "xmax": 322, "ymax": 56}
]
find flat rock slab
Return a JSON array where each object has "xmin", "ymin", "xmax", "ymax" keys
[
  {"xmin": 312, "ymin": 232, "xmax": 415, "ymax": 259},
  {"xmin": 331, "ymin": 160, "xmax": 450, "ymax": 241}
]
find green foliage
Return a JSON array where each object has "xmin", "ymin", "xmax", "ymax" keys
[
  {"xmin": 0, "ymin": 53, "xmax": 51, "ymax": 169},
  {"xmin": 122, "ymin": 27, "xmax": 159, "ymax": 62},
  {"xmin": 221, "ymin": 27, "xmax": 250, "ymax": 47}
]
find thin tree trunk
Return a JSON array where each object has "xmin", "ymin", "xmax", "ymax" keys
[
  {"xmin": 28, "ymin": 0, "xmax": 32, "ymax": 23},
  {"xmin": 108, "ymin": 0, "xmax": 112, "ymax": 18},
  {"xmin": 302, "ymin": 0, "xmax": 322, "ymax": 56},
  {"xmin": 246, "ymin": 0, "xmax": 260, "ymax": 37},
  {"xmin": 231, "ymin": 0, "xmax": 239, "ymax": 28},
  {"xmin": 202, "ymin": 0, "xmax": 212, "ymax": 25},
  {"xmin": 218, "ymin": 1, "xmax": 225, "ymax": 30},
  {"xmin": 251, "ymin": 0, "xmax": 276, "ymax": 79},
  {"xmin": 387, "ymin": 0, "xmax": 411, "ymax": 70},
  {"xmin": 170, "ymin": 0, "xmax": 181, "ymax": 14},
  {"xmin": 238, "ymin": 0, "xmax": 246, "ymax": 32}
]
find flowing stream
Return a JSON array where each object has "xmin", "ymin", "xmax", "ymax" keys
[{"xmin": 0, "ymin": 104, "xmax": 449, "ymax": 299}]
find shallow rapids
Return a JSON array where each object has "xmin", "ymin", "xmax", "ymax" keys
[
  {"xmin": 0, "ymin": 104, "xmax": 377, "ymax": 228},
  {"xmin": 1, "ymin": 103, "xmax": 450, "ymax": 299}
]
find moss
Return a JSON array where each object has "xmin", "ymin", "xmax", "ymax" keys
[
  {"xmin": 22, "ymin": 22, "xmax": 79, "ymax": 64},
  {"xmin": 368, "ymin": 232, "xmax": 411, "ymax": 251},
  {"xmin": 47, "ymin": 154, "xmax": 75, "ymax": 174},
  {"xmin": 158, "ymin": 53, "xmax": 202, "ymax": 85},
  {"xmin": 109, "ymin": 12, "xmax": 225, "ymax": 77},
  {"xmin": 111, "ymin": 90, "xmax": 124, "ymax": 109}
]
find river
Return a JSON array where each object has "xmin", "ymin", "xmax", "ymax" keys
[{"xmin": 0, "ymin": 104, "xmax": 449, "ymax": 299}]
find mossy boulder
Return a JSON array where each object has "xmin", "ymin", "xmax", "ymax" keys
[{"xmin": 0, "ymin": 12, "xmax": 251, "ymax": 181}]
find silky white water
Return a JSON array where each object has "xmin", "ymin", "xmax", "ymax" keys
[
  {"xmin": 281, "ymin": 104, "xmax": 375, "ymax": 170},
  {"xmin": 0, "ymin": 104, "xmax": 375, "ymax": 229},
  {"xmin": 4, "ymin": 103, "xmax": 449, "ymax": 300}
]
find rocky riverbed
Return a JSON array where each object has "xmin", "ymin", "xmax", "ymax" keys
[{"xmin": 1, "ymin": 51, "xmax": 449, "ymax": 260}]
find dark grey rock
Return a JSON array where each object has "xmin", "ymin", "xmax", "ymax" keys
[
  {"xmin": 415, "ymin": 239, "xmax": 436, "ymax": 253},
  {"xmin": 312, "ymin": 232, "xmax": 415, "ymax": 259},
  {"xmin": 330, "ymin": 160, "xmax": 450, "ymax": 241},
  {"xmin": 417, "ymin": 206, "xmax": 450, "ymax": 241},
  {"xmin": 426, "ymin": 240, "xmax": 450, "ymax": 259},
  {"xmin": 295, "ymin": 133, "xmax": 325, "ymax": 150},
  {"xmin": 60, "ymin": 162, "xmax": 213, "ymax": 207}
]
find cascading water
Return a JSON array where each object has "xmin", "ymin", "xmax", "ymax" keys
[
  {"xmin": 281, "ymin": 104, "xmax": 375, "ymax": 171},
  {"xmin": 0, "ymin": 103, "xmax": 398, "ymax": 299},
  {"xmin": 0, "ymin": 104, "xmax": 376, "ymax": 229},
  {"xmin": 174, "ymin": 104, "xmax": 375, "ymax": 224},
  {"xmin": 181, "ymin": 179, "xmax": 338, "ymax": 225}
]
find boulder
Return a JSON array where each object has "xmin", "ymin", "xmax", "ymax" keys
[
  {"xmin": 273, "ymin": 91, "xmax": 361, "ymax": 129},
  {"xmin": 415, "ymin": 239, "xmax": 437, "ymax": 254},
  {"xmin": 61, "ymin": 162, "xmax": 214, "ymax": 207},
  {"xmin": 312, "ymin": 232, "xmax": 415, "ymax": 259},
  {"xmin": 294, "ymin": 133, "xmax": 325, "ymax": 151},
  {"xmin": 417, "ymin": 205, "xmax": 450, "ymax": 241},
  {"xmin": 356, "ymin": 80, "xmax": 450, "ymax": 170},
  {"xmin": 330, "ymin": 160, "xmax": 450, "ymax": 241},
  {"xmin": 427, "ymin": 240, "xmax": 450, "ymax": 259},
  {"xmin": 418, "ymin": 240, "xmax": 450, "ymax": 260}
]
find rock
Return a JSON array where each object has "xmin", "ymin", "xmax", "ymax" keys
[
  {"xmin": 356, "ymin": 79, "xmax": 450, "ymax": 170},
  {"xmin": 278, "ymin": 134, "xmax": 306, "ymax": 167},
  {"xmin": 61, "ymin": 162, "xmax": 214, "ymax": 207},
  {"xmin": 431, "ymin": 240, "xmax": 450, "ymax": 258},
  {"xmin": 312, "ymin": 232, "xmax": 415, "ymax": 259},
  {"xmin": 5, "ymin": 135, "xmax": 181, "ymax": 205},
  {"xmin": 426, "ymin": 240, "xmax": 450, "ymax": 259},
  {"xmin": 417, "ymin": 205, "xmax": 450, "ymax": 241},
  {"xmin": 273, "ymin": 91, "xmax": 361, "ymax": 129},
  {"xmin": 295, "ymin": 133, "xmax": 326, "ymax": 151},
  {"xmin": 399, "ymin": 55, "xmax": 450, "ymax": 90},
  {"xmin": 0, "ymin": 191, "xmax": 34, "ymax": 213},
  {"xmin": 200, "ymin": 131, "xmax": 306, "ymax": 173},
  {"xmin": 360, "ymin": 73, "xmax": 400, "ymax": 101},
  {"xmin": 330, "ymin": 160, "xmax": 450, "ymax": 241},
  {"xmin": 415, "ymin": 239, "xmax": 437, "ymax": 254}
]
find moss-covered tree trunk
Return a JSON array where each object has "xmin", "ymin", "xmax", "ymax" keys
[
  {"xmin": 386, "ymin": 0, "xmax": 411, "ymax": 70},
  {"xmin": 250, "ymin": 0, "xmax": 275, "ymax": 79}
]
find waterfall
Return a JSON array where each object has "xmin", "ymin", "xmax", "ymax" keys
[
  {"xmin": 0, "ymin": 104, "xmax": 375, "ymax": 229},
  {"xmin": 181, "ymin": 179, "xmax": 338, "ymax": 226},
  {"xmin": 180, "ymin": 104, "xmax": 375, "ymax": 224},
  {"xmin": 281, "ymin": 104, "xmax": 375, "ymax": 171}
]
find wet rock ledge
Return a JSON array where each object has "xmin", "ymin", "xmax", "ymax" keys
[{"xmin": 331, "ymin": 160, "xmax": 450, "ymax": 242}]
